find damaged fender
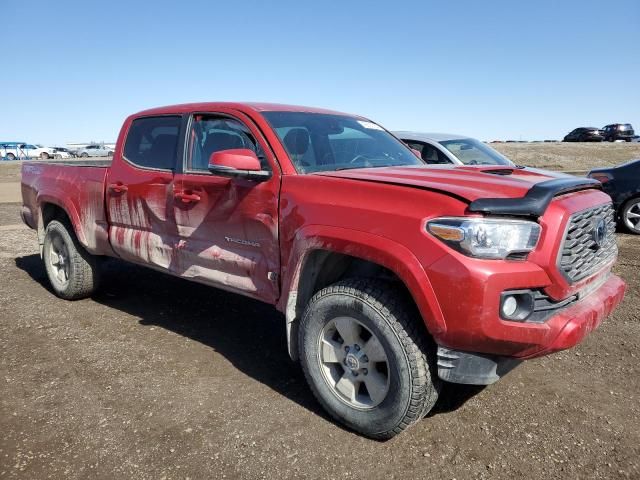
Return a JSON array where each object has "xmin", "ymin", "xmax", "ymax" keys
[{"xmin": 277, "ymin": 225, "xmax": 446, "ymax": 360}]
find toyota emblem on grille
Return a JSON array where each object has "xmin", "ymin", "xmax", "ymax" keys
[{"xmin": 592, "ymin": 217, "xmax": 607, "ymax": 248}]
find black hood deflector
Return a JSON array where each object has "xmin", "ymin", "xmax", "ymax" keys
[{"xmin": 468, "ymin": 177, "xmax": 601, "ymax": 217}]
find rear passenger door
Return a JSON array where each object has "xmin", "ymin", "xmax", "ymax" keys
[{"xmin": 106, "ymin": 115, "xmax": 183, "ymax": 271}]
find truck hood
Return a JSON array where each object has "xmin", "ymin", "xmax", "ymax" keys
[{"xmin": 315, "ymin": 165, "xmax": 576, "ymax": 203}]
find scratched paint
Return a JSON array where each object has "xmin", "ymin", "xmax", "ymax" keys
[{"xmin": 19, "ymin": 102, "xmax": 626, "ymax": 366}]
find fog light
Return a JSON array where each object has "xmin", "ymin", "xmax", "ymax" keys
[
  {"xmin": 502, "ymin": 296, "xmax": 518, "ymax": 317},
  {"xmin": 499, "ymin": 291, "xmax": 535, "ymax": 321}
]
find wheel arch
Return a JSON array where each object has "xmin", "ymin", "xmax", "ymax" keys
[
  {"xmin": 278, "ymin": 226, "xmax": 445, "ymax": 360},
  {"xmin": 35, "ymin": 195, "xmax": 88, "ymax": 254}
]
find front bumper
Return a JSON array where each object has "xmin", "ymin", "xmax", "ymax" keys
[
  {"xmin": 434, "ymin": 274, "xmax": 625, "ymax": 384},
  {"xmin": 517, "ymin": 273, "xmax": 625, "ymax": 359}
]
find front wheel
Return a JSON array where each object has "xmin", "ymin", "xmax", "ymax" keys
[
  {"xmin": 43, "ymin": 219, "xmax": 100, "ymax": 299},
  {"xmin": 80, "ymin": 152, "xmax": 89, "ymax": 158},
  {"xmin": 298, "ymin": 278, "xmax": 440, "ymax": 439}
]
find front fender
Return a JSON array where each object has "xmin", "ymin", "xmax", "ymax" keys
[{"xmin": 277, "ymin": 225, "xmax": 447, "ymax": 353}]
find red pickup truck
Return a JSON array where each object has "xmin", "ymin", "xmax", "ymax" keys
[{"xmin": 21, "ymin": 103, "xmax": 625, "ymax": 439}]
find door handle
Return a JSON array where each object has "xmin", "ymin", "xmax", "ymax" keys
[
  {"xmin": 175, "ymin": 191, "xmax": 201, "ymax": 204},
  {"xmin": 108, "ymin": 182, "xmax": 128, "ymax": 194}
]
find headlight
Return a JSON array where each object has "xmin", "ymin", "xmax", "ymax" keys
[{"xmin": 427, "ymin": 217, "xmax": 541, "ymax": 259}]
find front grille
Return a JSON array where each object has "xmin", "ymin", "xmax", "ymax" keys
[{"xmin": 558, "ymin": 203, "xmax": 617, "ymax": 283}]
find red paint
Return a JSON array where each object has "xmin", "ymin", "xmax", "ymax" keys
[
  {"xmin": 21, "ymin": 102, "xmax": 626, "ymax": 362},
  {"xmin": 210, "ymin": 149, "xmax": 262, "ymax": 171}
]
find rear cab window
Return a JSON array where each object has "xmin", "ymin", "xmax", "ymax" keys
[{"xmin": 124, "ymin": 116, "xmax": 182, "ymax": 170}]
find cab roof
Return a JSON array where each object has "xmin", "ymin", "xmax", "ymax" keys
[{"xmin": 134, "ymin": 102, "xmax": 359, "ymax": 118}]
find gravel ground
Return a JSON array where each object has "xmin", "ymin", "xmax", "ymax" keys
[
  {"xmin": 492, "ymin": 142, "xmax": 640, "ymax": 172},
  {"xmin": 0, "ymin": 199, "xmax": 639, "ymax": 479}
]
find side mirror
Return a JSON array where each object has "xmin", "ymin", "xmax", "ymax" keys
[{"xmin": 208, "ymin": 148, "xmax": 271, "ymax": 181}]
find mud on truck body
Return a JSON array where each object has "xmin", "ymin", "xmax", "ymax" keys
[{"xmin": 21, "ymin": 103, "xmax": 625, "ymax": 439}]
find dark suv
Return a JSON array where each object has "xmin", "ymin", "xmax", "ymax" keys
[
  {"xmin": 602, "ymin": 124, "xmax": 635, "ymax": 142},
  {"xmin": 563, "ymin": 127, "xmax": 604, "ymax": 142}
]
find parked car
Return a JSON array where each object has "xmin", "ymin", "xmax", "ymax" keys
[
  {"xmin": 52, "ymin": 147, "xmax": 74, "ymax": 159},
  {"xmin": 77, "ymin": 144, "xmax": 114, "ymax": 157},
  {"xmin": 21, "ymin": 102, "xmax": 625, "ymax": 439},
  {"xmin": 0, "ymin": 142, "xmax": 56, "ymax": 159},
  {"xmin": 602, "ymin": 124, "xmax": 635, "ymax": 142},
  {"xmin": 394, "ymin": 132, "xmax": 514, "ymax": 166},
  {"xmin": 588, "ymin": 159, "xmax": 640, "ymax": 234},
  {"xmin": 562, "ymin": 127, "xmax": 604, "ymax": 142}
]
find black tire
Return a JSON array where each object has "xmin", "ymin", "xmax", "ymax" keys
[
  {"xmin": 6, "ymin": 153, "xmax": 15, "ymax": 160},
  {"xmin": 80, "ymin": 152, "xmax": 89, "ymax": 158},
  {"xmin": 43, "ymin": 219, "xmax": 100, "ymax": 299},
  {"xmin": 298, "ymin": 278, "xmax": 440, "ymax": 439},
  {"xmin": 107, "ymin": 151, "xmax": 113, "ymax": 157},
  {"xmin": 40, "ymin": 152, "xmax": 49, "ymax": 160}
]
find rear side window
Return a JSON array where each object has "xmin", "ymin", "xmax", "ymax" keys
[
  {"xmin": 124, "ymin": 116, "xmax": 181, "ymax": 170},
  {"xmin": 406, "ymin": 142, "xmax": 451, "ymax": 164}
]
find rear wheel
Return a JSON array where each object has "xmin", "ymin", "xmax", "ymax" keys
[
  {"xmin": 40, "ymin": 152, "xmax": 50, "ymax": 160},
  {"xmin": 43, "ymin": 219, "xmax": 100, "ymax": 299},
  {"xmin": 6, "ymin": 153, "xmax": 15, "ymax": 160},
  {"xmin": 621, "ymin": 198, "xmax": 640, "ymax": 234},
  {"xmin": 298, "ymin": 278, "xmax": 440, "ymax": 439}
]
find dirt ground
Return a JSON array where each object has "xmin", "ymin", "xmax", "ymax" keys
[
  {"xmin": 1, "ymin": 145, "xmax": 640, "ymax": 479},
  {"xmin": 491, "ymin": 142, "xmax": 640, "ymax": 172}
]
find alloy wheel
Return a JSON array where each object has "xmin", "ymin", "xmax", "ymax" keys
[
  {"xmin": 47, "ymin": 232, "xmax": 70, "ymax": 287},
  {"xmin": 317, "ymin": 316, "xmax": 390, "ymax": 409},
  {"xmin": 624, "ymin": 200, "xmax": 640, "ymax": 233}
]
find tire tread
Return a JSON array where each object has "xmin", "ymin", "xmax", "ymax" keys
[
  {"xmin": 299, "ymin": 278, "xmax": 440, "ymax": 440},
  {"xmin": 44, "ymin": 219, "xmax": 100, "ymax": 300}
]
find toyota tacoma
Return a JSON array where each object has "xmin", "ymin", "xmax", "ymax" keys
[{"xmin": 21, "ymin": 103, "xmax": 625, "ymax": 439}]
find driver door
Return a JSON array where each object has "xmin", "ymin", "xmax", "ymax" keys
[{"xmin": 171, "ymin": 111, "xmax": 281, "ymax": 303}]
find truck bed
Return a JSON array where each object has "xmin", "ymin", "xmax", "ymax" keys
[
  {"xmin": 33, "ymin": 159, "xmax": 112, "ymax": 168},
  {"xmin": 21, "ymin": 160, "xmax": 113, "ymax": 255}
]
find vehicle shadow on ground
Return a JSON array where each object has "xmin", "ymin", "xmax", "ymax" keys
[{"xmin": 15, "ymin": 254, "xmax": 483, "ymax": 429}]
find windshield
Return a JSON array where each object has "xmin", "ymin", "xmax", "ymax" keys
[
  {"xmin": 439, "ymin": 138, "xmax": 513, "ymax": 166},
  {"xmin": 262, "ymin": 111, "xmax": 423, "ymax": 173}
]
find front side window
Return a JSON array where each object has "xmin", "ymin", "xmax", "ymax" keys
[
  {"xmin": 262, "ymin": 111, "xmax": 422, "ymax": 173},
  {"xmin": 124, "ymin": 116, "xmax": 181, "ymax": 170},
  {"xmin": 186, "ymin": 115, "xmax": 267, "ymax": 171},
  {"xmin": 439, "ymin": 138, "xmax": 513, "ymax": 166}
]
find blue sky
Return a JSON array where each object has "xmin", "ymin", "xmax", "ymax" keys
[{"xmin": 1, "ymin": 0, "xmax": 638, "ymax": 144}]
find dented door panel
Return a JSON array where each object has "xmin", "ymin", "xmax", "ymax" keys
[
  {"xmin": 172, "ymin": 173, "xmax": 280, "ymax": 303},
  {"xmin": 106, "ymin": 166, "xmax": 178, "ymax": 270}
]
